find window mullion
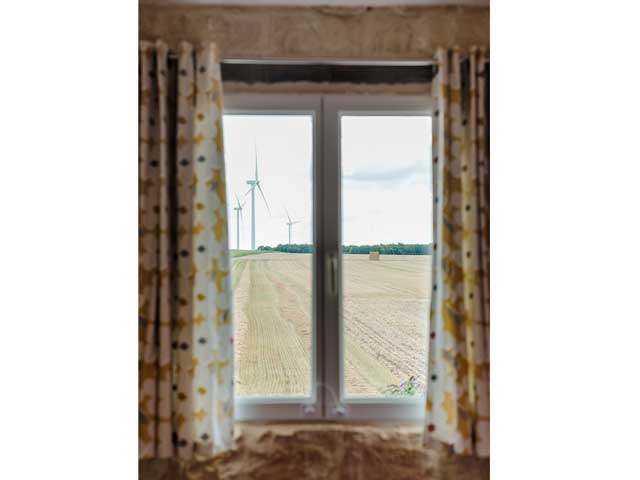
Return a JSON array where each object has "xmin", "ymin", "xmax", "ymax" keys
[{"xmin": 320, "ymin": 96, "xmax": 343, "ymax": 418}]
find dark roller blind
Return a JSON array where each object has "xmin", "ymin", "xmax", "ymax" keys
[{"xmin": 220, "ymin": 63, "xmax": 435, "ymax": 85}]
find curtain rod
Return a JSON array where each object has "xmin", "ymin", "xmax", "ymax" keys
[
  {"xmin": 165, "ymin": 55, "xmax": 488, "ymax": 66},
  {"xmin": 166, "ymin": 54, "xmax": 437, "ymax": 67}
]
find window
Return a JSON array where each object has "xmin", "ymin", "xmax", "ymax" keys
[
  {"xmin": 223, "ymin": 94, "xmax": 433, "ymax": 421},
  {"xmin": 224, "ymin": 113, "xmax": 314, "ymax": 400}
]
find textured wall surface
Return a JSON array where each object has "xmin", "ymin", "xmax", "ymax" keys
[
  {"xmin": 139, "ymin": 5, "xmax": 489, "ymax": 60},
  {"xmin": 139, "ymin": 423, "xmax": 489, "ymax": 480}
]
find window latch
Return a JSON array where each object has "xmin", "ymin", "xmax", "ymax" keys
[
  {"xmin": 332, "ymin": 405, "xmax": 347, "ymax": 417},
  {"xmin": 302, "ymin": 404, "xmax": 316, "ymax": 416}
]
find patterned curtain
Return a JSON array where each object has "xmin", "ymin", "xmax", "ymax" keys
[
  {"xmin": 425, "ymin": 47, "xmax": 490, "ymax": 457},
  {"xmin": 139, "ymin": 40, "xmax": 233, "ymax": 460}
]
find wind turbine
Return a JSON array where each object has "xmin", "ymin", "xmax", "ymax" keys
[
  {"xmin": 284, "ymin": 207, "xmax": 301, "ymax": 245},
  {"xmin": 233, "ymin": 194, "xmax": 246, "ymax": 250},
  {"xmin": 245, "ymin": 141, "xmax": 271, "ymax": 250}
]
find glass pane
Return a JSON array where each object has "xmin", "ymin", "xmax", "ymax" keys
[
  {"xmin": 341, "ymin": 115, "xmax": 432, "ymax": 398},
  {"xmin": 223, "ymin": 114, "xmax": 313, "ymax": 398}
]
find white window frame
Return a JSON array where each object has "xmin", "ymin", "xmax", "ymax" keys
[
  {"xmin": 225, "ymin": 93, "xmax": 434, "ymax": 423},
  {"xmin": 224, "ymin": 94, "xmax": 324, "ymax": 421}
]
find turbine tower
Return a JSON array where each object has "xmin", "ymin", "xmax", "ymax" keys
[
  {"xmin": 245, "ymin": 141, "xmax": 270, "ymax": 249},
  {"xmin": 233, "ymin": 194, "xmax": 246, "ymax": 250},
  {"xmin": 285, "ymin": 207, "xmax": 301, "ymax": 245}
]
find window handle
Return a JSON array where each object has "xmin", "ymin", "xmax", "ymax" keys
[{"xmin": 326, "ymin": 252, "xmax": 338, "ymax": 297}]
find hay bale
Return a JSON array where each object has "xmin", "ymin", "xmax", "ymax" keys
[{"xmin": 369, "ymin": 251, "xmax": 380, "ymax": 261}]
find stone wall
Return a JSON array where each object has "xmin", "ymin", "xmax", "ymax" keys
[
  {"xmin": 139, "ymin": 423, "xmax": 489, "ymax": 480},
  {"xmin": 139, "ymin": 5, "xmax": 489, "ymax": 61}
]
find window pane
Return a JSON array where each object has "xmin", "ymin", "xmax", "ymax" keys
[
  {"xmin": 341, "ymin": 115, "xmax": 432, "ymax": 398},
  {"xmin": 223, "ymin": 115, "xmax": 313, "ymax": 398}
]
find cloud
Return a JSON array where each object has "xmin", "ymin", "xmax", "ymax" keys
[{"xmin": 343, "ymin": 162, "xmax": 428, "ymax": 185}]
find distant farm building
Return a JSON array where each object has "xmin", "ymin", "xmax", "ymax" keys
[{"xmin": 369, "ymin": 251, "xmax": 380, "ymax": 261}]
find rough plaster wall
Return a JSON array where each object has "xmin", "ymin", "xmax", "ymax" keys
[
  {"xmin": 139, "ymin": 5, "xmax": 489, "ymax": 60},
  {"xmin": 139, "ymin": 424, "xmax": 489, "ymax": 480}
]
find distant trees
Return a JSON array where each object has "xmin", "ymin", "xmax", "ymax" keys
[
  {"xmin": 343, "ymin": 243, "xmax": 432, "ymax": 255},
  {"xmin": 257, "ymin": 243, "xmax": 432, "ymax": 255},
  {"xmin": 260, "ymin": 244, "xmax": 313, "ymax": 254}
]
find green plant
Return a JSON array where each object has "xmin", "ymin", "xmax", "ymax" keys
[{"xmin": 382, "ymin": 375, "xmax": 419, "ymax": 396}]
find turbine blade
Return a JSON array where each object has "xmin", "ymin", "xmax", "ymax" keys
[
  {"xmin": 285, "ymin": 207, "xmax": 292, "ymax": 224},
  {"xmin": 244, "ymin": 186, "xmax": 252, "ymax": 196},
  {"xmin": 235, "ymin": 193, "xmax": 242, "ymax": 209},
  {"xmin": 293, "ymin": 221, "xmax": 301, "ymax": 224},
  {"xmin": 257, "ymin": 183, "xmax": 271, "ymax": 216}
]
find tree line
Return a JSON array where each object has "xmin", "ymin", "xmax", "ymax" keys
[{"xmin": 257, "ymin": 243, "xmax": 432, "ymax": 255}]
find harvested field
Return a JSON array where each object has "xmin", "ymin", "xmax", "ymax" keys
[{"xmin": 232, "ymin": 252, "xmax": 431, "ymax": 397}]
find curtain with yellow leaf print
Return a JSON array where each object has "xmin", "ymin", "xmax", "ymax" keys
[
  {"xmin": 139, "ymin": 40, "xmax": 233, "ymax": 460},
  {"xmin": 425, "ymin": 47, "xmax": 489, "ymax": 457}
]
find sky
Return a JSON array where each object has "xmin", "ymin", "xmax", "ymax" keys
[{"xmin": 223, "ymin": 114, "xmax": 432, "ymax": 249}]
